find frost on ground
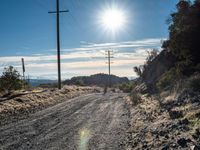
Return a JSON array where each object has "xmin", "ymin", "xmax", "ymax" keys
[
  {"xmin": 0, "ymin": 86, "xmax": 101, "ymax": 126},
  {"xmin": 126, "ymin": 90, "xmax": 200, "ymax": 150}
]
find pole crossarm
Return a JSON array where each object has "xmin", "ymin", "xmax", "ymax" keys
[
  {"xmin": 105, "ymin": 57, "xmax": 114, "ymax": 58},
  {"xmin": 48, "ymin": 10, "xmax": 69, "ymax": 14}
]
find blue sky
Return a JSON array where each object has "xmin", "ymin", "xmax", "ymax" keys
[{"xmin": 0, "ymin": 0, "xmax": 178, "ymax": 79}]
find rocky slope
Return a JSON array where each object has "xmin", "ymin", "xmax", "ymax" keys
[{"xmin": 126, "ymin": 89, "xmax": 200, "ymax": 149}]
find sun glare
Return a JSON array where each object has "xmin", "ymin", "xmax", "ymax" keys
[{"xmin": 100, "ymin": 8, "xmax": 126, "ymax": 32}]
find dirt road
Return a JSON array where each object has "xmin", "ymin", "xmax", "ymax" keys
[{"xmin": 0, "ymin": 93, "xmax": 130, "ymax": 150}]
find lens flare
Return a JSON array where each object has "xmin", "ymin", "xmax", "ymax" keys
[{"xmin": 79, "ymin": 129, "xmax": 91, "ymax": 150}]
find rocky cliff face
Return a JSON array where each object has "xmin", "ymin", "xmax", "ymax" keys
[{"xmin": 142, "ymin": 50, "xmax": 176, "ymax": 90}]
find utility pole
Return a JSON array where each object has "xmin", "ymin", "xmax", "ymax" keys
[
  {"xmin": 21, "ymin": 58, "xmax": 25, "ymax": 79},
  {"xmin": 21, "ymin": 58, "xmax": 26, "ymax": 88},
  {"xmin": 49, "ymin": 0, "xmax": 69, "ymax": 89},
  {"xmin": 105, "ymin": 50, "xmax": 113, "ymax": 87}
]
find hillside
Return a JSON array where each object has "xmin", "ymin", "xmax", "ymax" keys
[
  {"xmin": 127, "ymin": 87, "xmax": 200, "ymax": 149},
  {"xmin": 63, "ymin": 73, "xmax": 129, "ymax": 87},
  {"xmin": 141, "ymin": 50, "xmax": 176, "ymax": 90},
  {"xmin": 128, "ymin": 1, "xmax": 200, "ymax": 149}
]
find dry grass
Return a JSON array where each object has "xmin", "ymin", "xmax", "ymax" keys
[
  {"xmin": 129, "ymin": 90, "xmax": 142, "ymax": 106},
  {"xmin": 126, "ymin": 89, "xmax": 200, "ymax": 149}
]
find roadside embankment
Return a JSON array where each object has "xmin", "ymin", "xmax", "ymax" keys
[
  {"xmin": 0, "ymin": 86, "xmax": 101, "ymax": 126},
  {"xmin": 126, "ymin": 89, "xmax": 200, "ymax": 149}
]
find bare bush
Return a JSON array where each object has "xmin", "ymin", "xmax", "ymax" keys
[{"xmin": 130, "ymin": 90, "xmax": 142, "ymax": 106}]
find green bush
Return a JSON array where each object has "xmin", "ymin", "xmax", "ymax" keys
[
  {"xmin": 156, "ymin": 68, "xmax": 178, "ymax": 91},
  {"xmin": 119, "ymin": 82, "xmax": 136, "ymax": 93},
  {"xmin": 0, "ymin": 66, "xmax": 23, "ymax": 93},
  {"xmin": 188, "ymin": 75, "xmax": 200, "ymax": 92},
  {"xmin": 75, "ymin": 79, "xmax": 84, "ymax": 86}
]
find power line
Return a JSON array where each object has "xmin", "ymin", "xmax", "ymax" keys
[{"xmin": 48, "ymin": 0, "xmax": 69, "ymax": 89}]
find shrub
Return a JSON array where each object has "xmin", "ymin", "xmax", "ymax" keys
[
  {"xmin": 133, "ymin": 49, "xmax": 159, "ymax": 77},
  {"xmin": 0, "ymin": 66, "xmax": 23, "ymax": 93},
  {"xmin": 75, "ymin": 79, "xmax": 84, "ymax": 86},
  {"xmin": 119, "ymin": 82, "xmax": 135, "ymax": 93},
  {"xmin": 169, "ymin": 110, "xmax": 183, "ymax": 119},
  {"xmin": 133, "ymin": 66, "xmax": 143, "ymax": 77},
  {"xmin": 146, "ymin": 49, "xmax": 159, "ymax": 65},
  {"xmin": 130, "ymin": 90, "xmax": 142, "ymax": 106},
  {"xmin": 156, "ymin": 68, "xmax": 178, "ymax": 91},
  {"xmin": 103, "ymin": 86, "xmax": 107, "ymax": 94},
  {"xmin": 188, "ymin": 75, "xmax": 200, "ymax": 92}
]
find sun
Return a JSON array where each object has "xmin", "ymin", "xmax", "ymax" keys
[{"xmin": 100, "ymin": 8, "xmax": 126, "ymax": 32}]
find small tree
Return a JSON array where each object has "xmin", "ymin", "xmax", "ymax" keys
[
  {"xmin": 133, "ymin": 65, "xmax": 143, "ymax": 77},
  {"xmin": 0, "ymin": 66, "xmax": 23, "ymax": 93},
  {"xmin": 146, "ymin": 49, "xmax": 159, "ymax": 64},
  {"xmin": 163, "ymin": 0, "xmax": 200, "ymax": 68},
  {"xmin": 133, "ymin": 49, "xmax": 159, "ymax": 77}
]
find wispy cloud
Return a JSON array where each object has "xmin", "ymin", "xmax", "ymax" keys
[
  {"xmin": 64, "ymin": 38, "xmax": 163, "ymax": 51},
  {"xmin": 0, "ymin": 38, "xmax": 164, "ymax": 79}
]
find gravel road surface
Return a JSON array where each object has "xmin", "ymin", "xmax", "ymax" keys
[{"xmin": 0, "ymin": 93, "xmax": 130, "ymax": 150}]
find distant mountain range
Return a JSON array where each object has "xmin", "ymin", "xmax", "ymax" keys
[
  {"xmin": 28, "ymin": 79, "xmax": 57, "ymax": 87},
  {"xmin": 63, "ymin": 73, "xmax": 129, "ymax": 87}
]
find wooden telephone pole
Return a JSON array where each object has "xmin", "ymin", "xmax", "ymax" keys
[
  {"xmin": 105, "ymin": 50, "xmax": 114, "ymax": 87},
  {"xmin": 49, "ymin": 0, "xmax": 69, "ymax": 89},
  {"xmin": 21, "ymin": 58, "xmax": 26, "ymax": 88}
]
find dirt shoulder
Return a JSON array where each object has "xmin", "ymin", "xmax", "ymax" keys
[{"xmin": 0, "ymin": 86, "xmax": 101, "ymax": 126}]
